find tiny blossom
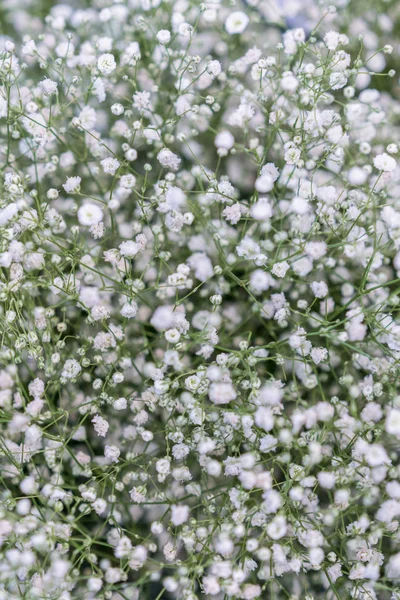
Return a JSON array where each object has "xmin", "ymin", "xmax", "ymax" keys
[
  {"xmin": 374, "ymin": 152, "xmax": 397, "ymax": 172},
  {"xmin": 61, "ymin": 359, "xmax": 82, "ymax": 379},
  {"xmin": 39, "ymin": 78, "xmax": 58, "ymax": 96},
  {"xmin": 215, "ymin": 130, "xmax": 235, "ymax": 150},
  {"xmin": 104, "ymin": 444, "xmax": 120, "ymax": 463},
  {"xmin": 28, "ymin": 378, "xmax": 45, "ymax": 399},
  {"xmin": 387, "ymin": 143, "xmax": 398, "ymax": 154},
  {"xmin": 156, "ymin": 458, "xmax": 171, "ymax": 475},
  {"xmin": 255, "ymin": 173, "xmax": 274, "ymax": 193},
  {"xmin": 225, "ymin": 11, "xmax": 249, "ymax": 35},
  {"xmin": 209, "ymin": 382, "xmax": 237, "ymax": 405},
  {"xmin": 120, "ymin": 302, "xmax": 138, "ymax": 319},
  {"xmin": 92, "ymin": 414, "xmax": 109, "ymax": 437},
  {"xmin": 119, "ymin": 234, "xmax": 147, "ymax": 258},
  {"xmin": 63, "ymin": 176, "xmax": 81, "ymax": 193},
  {"xmin": 97, "ymin": 53, "xmax": 116, "ymax": 74},
  {"xmin": 223, "ymin": 202, "xmax": 241, "ymax": 224},
  {"xmin": 101, "ymin": 157, "xmax": 120, "ymax": 175},
  {"xmin": 157, "ymin": 148, "xmax": 181, "ymax": 171},
  {"xmin": 207, "ymin": 60, "xmax": 222, "ymax": 76},
  {"xmin": 157, "ymin": 30, "xmax": 171, "ymax": 44},
  {"xmin": 272, "ymin": 261, "xmax": 290, "ymax": 278},
  {"xmin": 170, "ymin": 505, "xmax": 189, "ymax": 526},
  {"xmin": 310, "ymin": 281, "xmax": 328, "ymax": 298},
  {"xmin": 133, "ymin": 91, "xmax": 151, "ymax": 112},
  {"xmin": 386, "ymin": 409, "xmax": 400, "ymax": 438},
  {"xmin": 77, "ymin": 203, "xmax": 103, "ymax": 226}
]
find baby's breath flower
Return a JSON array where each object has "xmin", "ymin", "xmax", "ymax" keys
[
  {"xmin": 2, "ymin": 2, "xmax": 400, "ymax": 599},
  {"xmin": 97, "ymin": 53, "xmax": 116, "ymax": 75},
  {"xmin": 225, "ymin": 11, "xmax": 249, "ymax": 35}
]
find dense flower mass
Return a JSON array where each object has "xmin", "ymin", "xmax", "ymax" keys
[{"xmin": 1, "ymin": 0, "xmax": 400, "ymax": 598}]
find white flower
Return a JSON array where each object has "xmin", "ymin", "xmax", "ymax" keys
[
  {"xmin": 207, "ymin": 60, "xmax": 222, "ymax": 76},
  {"xmin": 284, "ymin": 146, "xmax": 301, "ymax": 165},
  {"xmin": 165, "ymin": 328, "xmax": 181, "ymax": 344},
  {"xmin": 223, "ymin": 203, "xmax": 241, "ymax": 224},
  {"xmin": 281, "ymin": 73, "xmax": 298, "ymax": 92},
  {"xmin": 387, "ymin": 143, "xmax": 398, "ymax": 154},
  {"xmin": 324, "ymin": 31, "xmax": 343, "ymax": 51},
  {"xmin": 209, "ymin": 382, "xmax": 237, "ymax": 405},
  {"xmin": 133, "ymin": 91, "xmax": 151, "ymax": 112},
  {"xmin": 255, "ymin": 173, "xmax": 274, "ymax": 193},
  {"xmin": 255, "ymin": 407, "xmax": 274, "ymax": 431},
  {"xmin": 28, "ymin": 378, "xmax": 45, "ymax": 399},
  {"xmin": 373, "ymin": 152, "xmax": 396, "ymax": 172},
  {"xmin": 92, "ymin": 415, "xmax": 109, "ymax": 437},
  {"xmin": 329, "ymin": 72, "xmax": 347, "ymax": 90},
  {"xmin": 386, "ymin": 409, "xmax": 400, "ymax": 438},
  {"xmin": 21, "ymin": 39, "xmax": 37, "ymax": 56},
  {"xmin": 120, "ymin": 174, "xmax": 137, "ymax": 189},
  {"xmin": 215, "ymin": 131, "xmax": 234, "ymax": 150},
  {"xmin": 120, "ymin": 302, "xmax": 138, "ymax": 319},
  {"xmin": 97, "ymin": 53, "xmax": 116, "ymax": 75},
  {"xmin": 225, "ymin": 11, "xmax": 249, "ymax": 35},
  {"xmin": 251, "ymin": 199, "xmax": 272, "ymax": 221},
  {"xmin": 163, "ymin": 542, "xmax": 177, "ymax": 562},
  {"xmin": 39, "ymin": 78, "xmax": 58, "ymax": 96},
  {"xmin": 156, "ymin": 458, "xmax": 171, "ymax": 475},
  {"xmin": 236, "ymin": 237, "xmax": 260, "ymax": 260},
  {"xmin": 78, "ymin": 106, "xmax": 97, "ymax": 129},
  {"xmin": 266, "ymin": 515, "xmax": 287, "ymax": 540},
  {"xmin": 157, "ymin": 148, "xmax": 181, "ymax": 171},
  {"xmin": 311, "ymin": 347, "xmax": 328, "ymax": 365},
  {"xmin": 91, "ymin": 305, "xmax": 110, "ymax": 321},
  {"xmin": 104, "ymin": 444, "xmax": 120, "ymax": 463},
  {"xmin": 386, "ymin": 552, "xmax": 400, "ymax": 580},
  {"xmin": 310, "ymin": 281, "xmax": 328, "ymax": 298},
  {"xmin": 62, "ymin": 359, "xmax": 82, "ymax": 379},
  {"xmin": 63, "ymin": 176, "xmax": 81, "ymax": 194},
  {"xmin": 272, "ymin": 261, "xmax": 289, "ymax": 278},
  {"xmin": 101, "ymin": 157, "xmax": 120, "ymax": 175},
  {"xmin": 119, "ymin": 234, "xmax": 147, "ymax": 258},
  {"xmin": 157, "ymin": 30, "xmax": 171, "ymax": 44},
  {"xmin": 170, "ymin": 505, "xmax": 189, "ymax": 526},
  {"xmin": 78, "ymin": 203, "xmax": 103, "ymax": 226}
]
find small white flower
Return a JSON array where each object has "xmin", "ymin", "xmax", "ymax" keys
[
  {"xmin": 374, "ymin": 152, "xmax": 396, "ymax": 172},
  {"xmin": 215, "ymin": 130, "xmax": 234, "ymax": 150},
  {"xmin": 157, "ymin": 30, "xmax": 171, "ymax": 44},
  {"xmin": 97, "ymin": 53, "xmax": 116, "ymax": 75},
  {"xmin": 104, "ymin": 444, "xmax": 120, "ymax": 463},
  {"xmin": 272, "ymin": 261, "xmax": 289, "ymax": 278},
  {"xmin": 310, "ymin": 281, "xmax": 328, "ymax": 299},
  {"xmin": 78, "ymin": 203, "xmax": 103, "ymax": 226},
  {"xmin": 63, "ymin": 176, "xmax": 81, "ymax": 194},
  {"xmin": 157, "ymin": 148, "xmax": 181, "ymax": 171},
  {"xmin": 170, "ymin": 504, "xmax": 189, "ymax": 526},
  {"xmin": 225, "ymin": 11, "xmax": 249, "ymax": 35},
  {"xmin": 165, "ymin": 328, "xmax": 181, "ymax": 344},
  {"xmin": 92, "ymin": 414, "xmax": 109, "ymax": 437},
  {"xmin": 255, "ymin": 173, "xmax": 274, "ymax": 193},
  {"xmin": 156, "ymin": 458, "xmax": 171, "ymax": 475},
  {"xmin": 39, "ymin": 78, "xmax": 58, "ymax": 96},
  {"xmin": 62, "ymin": 359, "xmax": 82, "ymax": 379},
  {"xmin": 101, "ymin": 157, "xmax": 120, "ymax": 175},
  {"xmin": 120, "ymin": 302, "xmax": 138, "ymax": 319},
  {"xmin": 386, "ymin": 409, "xmax": 400, "ymax": 438},
  {"xmin": 209, "ymin": 382, "xmax": 237, "ymax": 405}
]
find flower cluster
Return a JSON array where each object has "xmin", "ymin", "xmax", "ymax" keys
[{"xmin": 0, "ymin": 0, "xmax": 400, "ymax": 599}]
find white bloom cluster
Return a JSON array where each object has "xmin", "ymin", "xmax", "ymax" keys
[{"xmin": 0, "ymin": 0, "xmax": 400, "ymax": 599}]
